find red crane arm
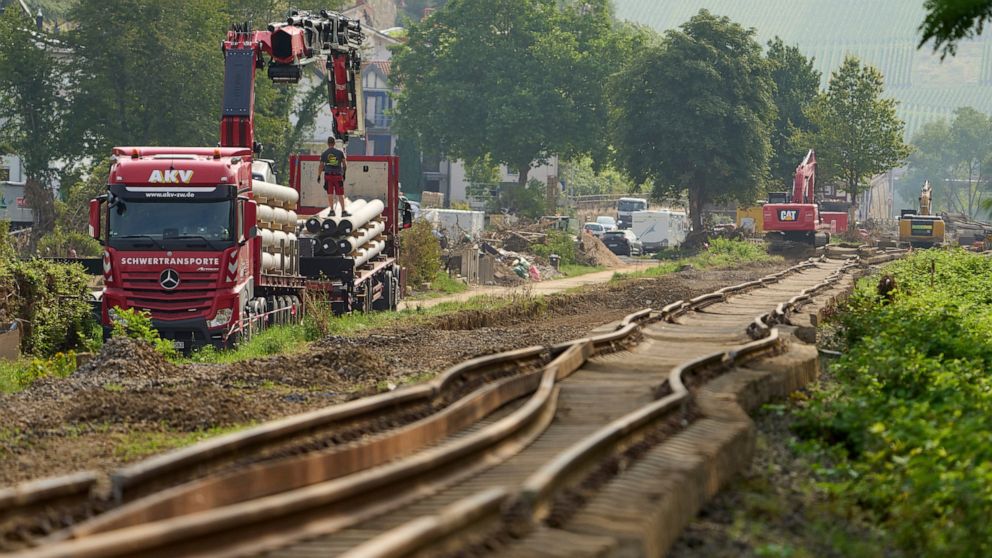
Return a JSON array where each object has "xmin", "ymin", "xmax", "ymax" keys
[
  {"xmin": 219, "ymin": 10, "xmax": 365, "ymax": 150},
  {"xmin": 792, "ymin": 149, "xmax": 816, "ymax": 204}
]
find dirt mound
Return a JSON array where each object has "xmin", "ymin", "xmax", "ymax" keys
[
  {"xmin": 222, "ymin": 345, "xmax": 390, "ymax": 386},
  {"xmin": 73, "ymin": 337, "xmax": 180, "ymax": 382},
  {"xmin": 579, "ymin": 232, "xmax": 625, "ymax": 267}
]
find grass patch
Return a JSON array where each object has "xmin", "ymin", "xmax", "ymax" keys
[
  {"xmin": 182, "ymin": 293, "xmax": 541, "ymax": 365},
  {"xmin": 113, "ymin": 424, "xmax": 248, "ymax": 461},
  {"xmin": 611, "ymin": 238, "xmax": 781, "ymax": 282},
  {"xmin": 559, "ymin": 264, "xmax": 604, "ymax": 278},
  {"xmin": 408, "ymin": 270, "xmax": 470, "ymax": 300},
  {"xmin": 0, "ymin": 352, "xmax": 78, "ymax": 393},
  {"xmin": 183, "ymin": 324, "xmax": 312, "ymax": 364}
]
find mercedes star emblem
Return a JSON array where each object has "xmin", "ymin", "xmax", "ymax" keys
[{"xmin": 160, "ymin": 268, "xmax": 180, "ymax": 290}]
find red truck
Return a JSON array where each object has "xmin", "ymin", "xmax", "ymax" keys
[
  {"xmin": 88, "ymin": 149, "xmax": 407, "ymax": 351},
  {"xmin": 86, "ymin": 10, "xmax": 408, "ymax": 351}
]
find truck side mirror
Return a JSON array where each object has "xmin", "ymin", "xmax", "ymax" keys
[
  {"xmin": 240, "ymin": 198, "xmax": 258, "ymax": 244},
  {"xmin": 89, "ymin": 195, "xmax": 107, "ymax": 244}
]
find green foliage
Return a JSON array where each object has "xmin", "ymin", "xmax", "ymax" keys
[
  {"xmin": 37, "ymin": 226, "xmax": 101, "ymax": 257},
  {"xmin": 110, "ymin": 307, "xmax": 175, "ymax": 358},
  {"xmin": 499, "ymin": 179, "xmax": 547, "ymax": 219},
  {"xmin": 907, "ymin": 107, "xmax": 992, "ymax": 218},
  {"xmin": 797, "ymin": 249, "xmax": 992, "ymax": 556},
  {"xmin": 427, "ymin": 270, "xmax": 467, "ymax": 295},
  {"xmin": 0, "ymin": 257, "xmax": 94, "ymax": 357},
  {"xmin": 185, "ymin": 324, "xmax": 310, "ymax": 364},
  {"xmin": 392, "ymin": 0, "xmax": 630, "ymax": 184},
  {"xmin": 530, "ymin": 230, "xmax": 577, "ymax": 265},
  {"xmin": 399, "ymin": 220, "xmax": 442, "ymax": 286},
  {"xmin": 766, "ymin": 37, "xmax": 821, "ymax": 186},
  {"xmin": 612, "ymin": 10, "xmax": 776, "ymax": 231},
  {"xmin": 0, "ymin": 7, "xmax": 72, "ymax": 186},
  {"xmin": 65, "ymin": 0, "xmax": 343, "ymax": 162},
  {"xmin": 0, "ymin": 351, "xmax": 77, "ymax": 392},
  {"xmin": 614, "ymin": 238, "xmax": 779, "ymax": 281},
  {"xmin": 561, "ymin": 156, "xmax": 640, "ymax": 196},
  {"xmin": 795, "ymin": 56, "xmax": 910, "ymax": 208},
  {"xmin": 559, "ymin": 264, "xmax": 604, "ymax": 278},
  {"xmin": 919, "ymin": 0, "xmax": 992, "ymax": 58}
]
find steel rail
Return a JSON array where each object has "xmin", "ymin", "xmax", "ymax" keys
[
  {"xmin": 337, "ymin": 256, "xmax": 864, "ymax": 558},
  {"xmin": 10, "ymin": 252, "xmax": 884, "ymax": 557}
]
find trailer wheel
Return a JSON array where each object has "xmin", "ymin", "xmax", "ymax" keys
[{"xmin": 372, "ymin": 272, "xmax": 393, "ymax": 312}]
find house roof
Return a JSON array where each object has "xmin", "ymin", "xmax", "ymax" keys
[{"xmin": 368, "ymin": 60, "xmax": 391, "ymax": 77}]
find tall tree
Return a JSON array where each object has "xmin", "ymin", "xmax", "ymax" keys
[
  {"xmin": 391, "ymin": 0, "xmax": 627, "ymax": 189},
  {"xmin": 0, "ymin": 8, "xmax": 72, "ymax": 247},
  {"xmin": 67, "ymin": 0, "xmax": 342, "ymax": 162},
  {"xmin": 919, "ymin": 0, "xmax": 992, "ymax": 58},
  {"xmin": 949, "ymin": 106, "xmax": 992, "ymax": 217},
  {"xmin": 905, "ymin": 119, "xmax": 954, "ymax": 211},
  {"xmin": 0, "ymin": 8, "xmax": 70, "ymax": 187},
  {"xmin": 611, "ymin": 9, "xmax": 776, "ymax": 232},
  {"xmin": 68, "ymin": 0, "xmax": 227, "ymax": 155},
  {"xmin": 906, "ymin": 107, "xmax": 992, "ymax": 218},
  {"xmin": 797, "ymin": 56, "xmax": 909, "ymax": 210},
  {"xmin": 766, "ymin": 37, "xmax": 821, "ymax": 186}
]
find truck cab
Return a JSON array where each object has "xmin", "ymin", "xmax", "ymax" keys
[
  {"xmin": 90, "ymin": 147, "xmax": 261, "ymax": 351},
  {"xmin": 617, "ymin": 197, "xmax": 648, "ymax": 229}
]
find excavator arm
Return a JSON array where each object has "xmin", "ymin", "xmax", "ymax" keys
[
  {"xmin": 220, "ymin": 9, "xmax": 365, "ymax": 151},
  {"xmin": 791, "ymin": 149, "xmax": 816, "ymax": 204},
  {"xmin": 920, "ymin": 180, "xmax": 933, "ymax": 215}
]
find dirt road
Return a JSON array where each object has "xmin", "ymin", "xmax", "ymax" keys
[{"xmin": 400, "ymin": 261, "xmax": 655, "ymax": 310}]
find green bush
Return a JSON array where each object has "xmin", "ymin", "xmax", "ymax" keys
[
  {"xmin": 399, "ymin": 220, "xmax": 441, "ymax": 286},
  {"xmin": 531, "ymin": 230, "xmax": 577, "ymax": 265},
  {"xmin": 796, "ymin": 249, "xmax": 992, "ymax": 556},
  {"xmin": 0, "ymin": 351, "xmax": 77, "ymax": 392},
  {"xmin": 0, "ymin": 248, "xmax": 96, "ymax": 357},
  {"xmin": 37, "ymin": 226, "xmax": 102, "ymax": 257},
  {"xmin": 110, "ymin": 307, "xmax": 176, "ymax": 358}
]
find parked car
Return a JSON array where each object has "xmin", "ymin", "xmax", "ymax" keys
[
  {"xmin": 602, "ymin": 229, "xmax": 643, "ymax": 256},
  {"xmin": 583, "ymin": 222, "xmax": 606, "ymax": 237},
  {"xmin": 596, "ymin": 215, "xmax": 618, "ymax": 231}
]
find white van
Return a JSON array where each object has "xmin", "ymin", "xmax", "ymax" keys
[{"xmin": 632, "ymin": 210, "xmax": 689, "ymax": 251}]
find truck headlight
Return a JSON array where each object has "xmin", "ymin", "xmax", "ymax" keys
[{"xmin": 207, "ymin": 308, "xmax": 233, "ymax": 328}]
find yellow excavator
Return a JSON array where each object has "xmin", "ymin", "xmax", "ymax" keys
[{"xmin": 899, "ymin": 180, "xmax": 945, "ymax": 247}]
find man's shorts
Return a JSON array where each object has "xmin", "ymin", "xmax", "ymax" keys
[{"xmin": 324, "ymin": 174, "xmax": 344, "ymax": 196}]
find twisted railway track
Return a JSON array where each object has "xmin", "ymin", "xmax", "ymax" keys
[{"xmin": 6, "ymin": 252, "xmax": 899, "ymax": 558}]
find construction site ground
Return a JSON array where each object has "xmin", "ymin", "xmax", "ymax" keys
[{"xmin": 0, "ymin": 261, "xmax": 788, "ymax": 488}]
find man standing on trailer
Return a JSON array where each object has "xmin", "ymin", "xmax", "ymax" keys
[{"xmin": 319, "ymin": 136, "xmax": 348, "ymax": 217}]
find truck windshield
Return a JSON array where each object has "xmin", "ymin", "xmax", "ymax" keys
[
  {"xmin": 109, "ymin": 199, "xmax": 234, "ymax": 250},
  {"xmin": 618, "ymin": 200, "xmax": 646, "ymax": 212}
]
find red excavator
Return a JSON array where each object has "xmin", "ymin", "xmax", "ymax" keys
[{"xmin": 763, "ymin": 150, "xmax": 829, "ymax": 248}]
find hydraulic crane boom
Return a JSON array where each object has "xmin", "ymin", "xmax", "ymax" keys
[{"xmin": 220, "ymin": 9, "xmax": 365, "ymax": 151}]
